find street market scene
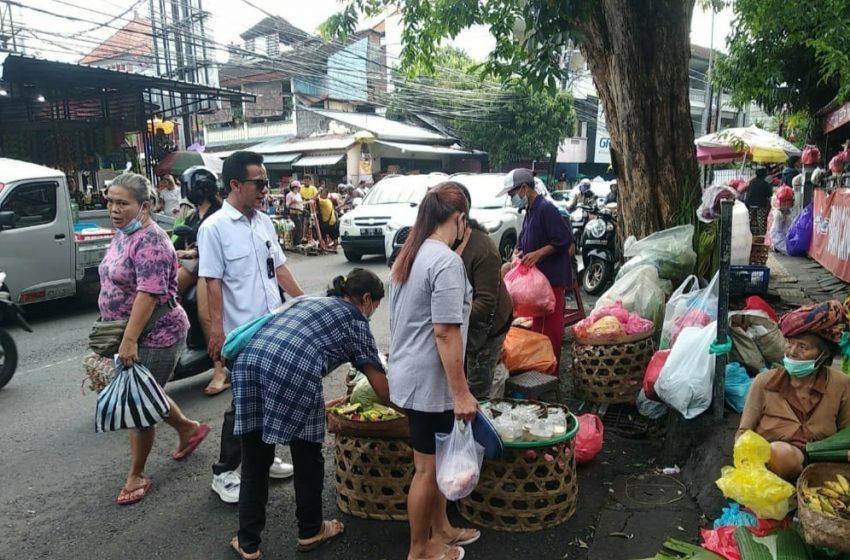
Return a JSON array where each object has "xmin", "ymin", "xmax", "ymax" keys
[{"xmin": 2, "ymin": 1, "xmax": 850, "ymax": 559}]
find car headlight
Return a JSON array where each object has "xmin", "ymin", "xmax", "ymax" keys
[
  {"xmin": 481, "ymin": 220, "xmax": 502, "ymax": 233},
  {"xmin": 341, "ymin": 217, "xmax": 353, "ymax": 227}
]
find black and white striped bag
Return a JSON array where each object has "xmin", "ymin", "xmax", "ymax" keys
[{"xmin": 95, "ymin": 362, "xmax": 171, "ymax": 432}]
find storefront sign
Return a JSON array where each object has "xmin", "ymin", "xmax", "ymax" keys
[
  {"xmin": 824, "ymin": 102, "xmax": 850, "ymax": 134},
  {"xmin": 809, "ymin": 188, "xmax": 850, "ymax": 282},
  {"xmin": 594, "ymin": 104, "xmax": 612, "ymax": 165}
]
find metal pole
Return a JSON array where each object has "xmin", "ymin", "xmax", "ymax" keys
[{"xmin": 713, "ymin": 199, "xmax": 733, "ymax": 421}]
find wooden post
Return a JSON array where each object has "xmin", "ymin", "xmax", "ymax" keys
[{"xmin": 713, "ymin": 200, "xmax": 733, "ymax": 422}]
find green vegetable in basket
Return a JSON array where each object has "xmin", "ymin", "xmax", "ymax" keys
[{"xmin": 350, "ymin": 376, "xmax": 380, "ymax": 407}]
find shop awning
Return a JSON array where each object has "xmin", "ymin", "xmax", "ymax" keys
[
  {"xmin": 292, "ymin": 153, "xmax": 346, "ymax": 167},
  {"xmin": 263, "ymin": 153, "xmax": 302, "ymax": 164}
]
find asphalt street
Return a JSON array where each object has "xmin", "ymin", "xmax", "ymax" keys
[{"xmin": 0, "ymin": 251, "xmax": 664, "ymax": 560}]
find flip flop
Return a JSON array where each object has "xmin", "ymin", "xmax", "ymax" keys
[
  {"xmin": 447, "ymin": 528, "xmax": 480, "ymax": 547},
  {"xmin": 230, "ymin": 536, "xmax": 263, "ymax": 560},
  {"xmin": 203, "ymin": 381, "xmax": 231, "ymax": 396},
  {"xmin": 296, "ymin": 519, "xmax": 345, "ymax": 552},
  {"xmin": 172, "ymin": 423, "xmax": 210, "ymax": 461},
  {"xmin": 117, "ymin": 478, "xmax": 152, "ymax": 506}
]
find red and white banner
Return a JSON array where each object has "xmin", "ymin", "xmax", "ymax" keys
[{"xmin": 810, "ymin": 188, "xmax": 850, "ymax": 282}]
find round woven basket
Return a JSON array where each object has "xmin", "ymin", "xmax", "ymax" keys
[
  {"xmin": 572, "ymin": 330, "xmax": 655, "ymax": 404},
  {"xmin": 334, "ymin": 435, "xmax": 414, "ymax": 521},
  {"xmin": 457, "ymin": 436, "xmax": 577, "ymax": 532},
  {"xmin": 327, "ymin": 411, "xmax": 410, "ymax": 440},
  {"xmin": 797, "ymin": 463, "xmax": 850, "ymax": 552}
]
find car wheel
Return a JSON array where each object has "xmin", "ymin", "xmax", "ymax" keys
[
  {"xmin": 498, "ymin": 234, "xmax": 516, "ymax": 263},
  {"xmin": 582, "ymin": 258, "xmax": 613, "ymax": 295},
  {"xmin": 0, "ymin": 329, "xmax": 17, "ymax": 390},
  {"xmin": 343, "ymin": 249, "xmax": 362, "ymax": 262}
]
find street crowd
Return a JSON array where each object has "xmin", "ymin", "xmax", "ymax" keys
[{"xmin": 93, "ymin": 151, "xmax": 575, "ymax": 560}]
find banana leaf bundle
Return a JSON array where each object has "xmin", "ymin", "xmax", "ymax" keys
[{"xmin": 807, "ymin": 426, "xmax": 850, "ymax": 462}]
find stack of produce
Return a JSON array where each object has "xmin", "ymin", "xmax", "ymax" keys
[
  {"xmin": 572, "ymin": 301, "xmax": 653, "ymax": 341},
  {"xmin": 328, "ymin": 376, "xmax": 404, "ymax": 423},
  {"xmin": 800, "ymin": 474, "xmax": 850, "ymax": 520}
]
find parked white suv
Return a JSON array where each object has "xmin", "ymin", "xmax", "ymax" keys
[
  {"xmin": 384, "ymin": 173, "xmax": 524, "ymax": 266},
  {"xmin": 339, "ymin": 173, "xmax": 447, "ymax": 262}
]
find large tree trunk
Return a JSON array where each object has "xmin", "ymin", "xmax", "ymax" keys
[{"xmin": 578, "ymin": 0, "xmax": 700, "ymax": 240}]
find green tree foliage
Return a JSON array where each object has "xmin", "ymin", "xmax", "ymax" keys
[
  {"xmin": 714, "ymin": 0, "xmax": 850, "ymax": 116},
  {"xmin": 387, "ymin": 47, "xmax": 576, "ymax": 167}
]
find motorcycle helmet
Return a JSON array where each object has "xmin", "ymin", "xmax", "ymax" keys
[
  {"xmin": 579, "ymin": 178, "xmax": 592, "ymax": 194},
  {"xmin": 181, "ymin": 166, "xmax": 220, "ymax": 205}
]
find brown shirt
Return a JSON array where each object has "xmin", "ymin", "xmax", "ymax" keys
[
  {"xmin": 738, "ymin": 367, "xmax": 850, "ymax": 450},
  {"xmin": 460, "ymin": 228, "xmax": 513, "ymax": 351}
]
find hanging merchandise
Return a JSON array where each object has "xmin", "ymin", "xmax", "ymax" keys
[
  {"xmin": 654, "ymin": 322, "xmax": 717, "ymax": 419},
  {"xmin": 715, "ymin": 431, "xmax": 795, "ymax": 520},
  {"xmin": 801, "ymin": 145, "xmax": 821, "ymax": 165}
]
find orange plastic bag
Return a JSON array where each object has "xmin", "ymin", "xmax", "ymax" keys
[{"xmin": 501, "ymin": 327, "xmax": 557, "ymax": 375}]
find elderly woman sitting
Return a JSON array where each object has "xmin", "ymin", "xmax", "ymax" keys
[
  {"xmin": 738, "ymin": 300, "xmax": 850, "ymax": 480},
  {"xmin": 737, "ymin": 300, "xmax": 850, "ymax": 480}
]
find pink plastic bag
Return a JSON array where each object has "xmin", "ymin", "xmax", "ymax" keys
[
  {"xmin": 574, "ymin": 414, "xmax": 604, "ymax": 464},
  {"xmin": 700, "ymin": 526, "xmax": 740, "ymax": 560},
  {"xmin": 504, "ymin": 264, "xmax": 555, "ymax": 317},
  {"xmin": 643, "ymin": 349, "xmax": 671, "ymax": 401}
]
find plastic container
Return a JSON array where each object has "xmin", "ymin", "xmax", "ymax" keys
[
  {"xmin": 730, "ymin": 201, "xmax": 753, "ymax": 265},
  {"xmin": 729, "ymin": 265, "xmax": 770, "ymax": 296}
]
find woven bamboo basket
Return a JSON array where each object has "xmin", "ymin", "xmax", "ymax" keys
[
  {"xmin": 327, "ymin": 412, "xmax": 410, "ymax": 440},
  {"xmin": 334, "ymin": 435, "xmax": 414, "ymax": 521},
  {"xmin": 797, "ymin": 463, "xmax": 850, "ymax": 552},
  {"xmin": 457, "ymin": 436, "xmax": 577, "ymax": 532},
  {"xmin": 572, "ymin": 330, "xmax": 655, "ymax": 404},
  {"xmin": 750, "ymin": 235, "xmax": 769, "ymax": 265}
]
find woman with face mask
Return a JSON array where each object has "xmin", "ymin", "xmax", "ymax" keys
[
  {"xmin": 99, "ymin": 174, "xmax": 210, "ymax": 505},
  {"xmin": 389, "ymin": 182, "xmax": 478, "ymax": 560},
  {"xmin": 228, "ymin": 268, "xmax": 389, "ymax": 559},
  {"xmin": 738, "ymin": 300, "xmax": 850, "ymax": 480}
]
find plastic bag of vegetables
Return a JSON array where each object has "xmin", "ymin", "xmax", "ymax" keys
[
  {"xmin": 619, "ymin": 225, "xmax": 697, "ymax": 282},
  {"xmin": 594, "ymin": 265, "xmax": 665, "ymax": 333}
]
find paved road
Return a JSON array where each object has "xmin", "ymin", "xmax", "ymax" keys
[{"xmin": 0, "ymin": 251, "xmax": 668, "ymax": 560}]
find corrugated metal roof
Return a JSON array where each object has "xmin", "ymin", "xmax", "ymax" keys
[
  {"xmin": 292, "ymin": 153, "xmax": 346, "ymax": 167},
  {"xmin": 310, "ymin": 109, "xmax": 452, "ymax": 143},
  {"xmin": 263, "ymin": 153, "xmax": 302, "ymax": 164},
  {"xmin": 377, "ymin": 140, "xmax": 484, "ymax": 156},
  {"xmin": 253, "ymin": 135, "xmax": 355, "ymax": 154}
]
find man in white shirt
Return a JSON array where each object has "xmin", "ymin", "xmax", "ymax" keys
[{"xmin": 198, "ymin": 151, "xmax": 305, "ymax": 504}]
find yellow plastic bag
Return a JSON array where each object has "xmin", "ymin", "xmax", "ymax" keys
[{"xmin": 715, "ymin": 431, "xmax": 795, "ymax": 520}]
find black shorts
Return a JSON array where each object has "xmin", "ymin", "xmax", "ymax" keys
[
  {"xmin": 320, "ymin": 221, "xmax": 339, "ymax": 239},
  {"xmin": 405, "ymin": 409, "xmax": 455, "ymax": 454}
]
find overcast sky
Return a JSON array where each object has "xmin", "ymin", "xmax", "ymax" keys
[{"xmin": 17, "ymin": 0, "xmax": 734, "ymax": 64}]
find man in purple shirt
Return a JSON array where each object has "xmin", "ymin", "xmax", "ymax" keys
[{"xmin": 499, "ymin": 168, "xmax": 574, "ymax": 367}]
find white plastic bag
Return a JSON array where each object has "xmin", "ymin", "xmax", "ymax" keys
[
  {"xmin": 436, "ymin": 420, "xmax": 485, "ymax": 501},
  {"xmin": 730, "ymin": 201, "xmax": 753, "ymax": 265},
  {"xmin": 660, "ymin": 273, "xmax": 719, "ymax": 348},
  {"xmin": 95, "ymin": 361, "xmax": 171, "ymax": 432},
  {"xmin": 655, "ymin": 322, "xmax": 717, "ymax": 419},
  {"xmin": 594, "ymin": 265, "xmax": 666, "ymax": 332},
  {"xmin": 619, "ymin": 225, "xmax": 697, "ymax": 281}
]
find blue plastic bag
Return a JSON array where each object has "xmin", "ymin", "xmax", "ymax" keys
[
  {"xmin": 712, "ymin": 501, "xmax": 757, "ymax": 529},
  {"xmin": 786, "ymin": 203, "xmax": 813, "ymax": 256},
  {"xmin": 725, "ymin": 362, "xmax": 752, "ymax": 413}
]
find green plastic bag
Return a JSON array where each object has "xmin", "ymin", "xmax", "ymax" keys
[{"xmin": 715, "ymin": 431, "xmax": 795, "ymax": 520}]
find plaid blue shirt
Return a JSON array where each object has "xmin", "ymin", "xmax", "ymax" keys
[{"xmin": 232, "ymin": 297, "xmax": 383, "ymax": 443}]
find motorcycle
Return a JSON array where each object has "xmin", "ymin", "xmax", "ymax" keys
[
  {"xmin": 569, "ymin": 203, "xmax": 593, "ymax": 243},
  {"xmin": 580, "ymin": 204, "xmax": 618, "ymax": 296},
  {"xmin": 0, "ymin": 272, "xmax": 33, "ymax": 390},
  {"xmin": 170, "ymin": 226, "xmax": 214, "ymax": 381}
]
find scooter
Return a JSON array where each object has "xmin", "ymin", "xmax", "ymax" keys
[
  {"xmin": 580, "ymin": 205, "xmax": 618, "ymax": 295},
  {"xmin": 569, "ymin": 203, "xmax": 594, "ymax": 244},
  {"xmin": 0, "ymin": 272, "xmax": 33, "ymax": 390},
  {"xmin": 170, "ymin": 226, "xmax": 214, "ymax": 381}
]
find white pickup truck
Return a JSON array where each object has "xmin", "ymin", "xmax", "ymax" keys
[{"xmin": 0, "ymin": 158, "xmax": 173, "ymax": 305}]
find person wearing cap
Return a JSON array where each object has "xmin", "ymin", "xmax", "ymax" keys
[
  {"xmin": 605, "ymin": 180, "xmax": 618, "ymax": 205},
  {"xmin": 570, "ymin": 178, "xmax": 597, "ymax": 209},
  {"xmin": 738, "ymin": 300, "xmax": 850, "ymax": 480},
  {"xmin": 500, "ymin": 168, "xmax": 574, "ymax": 368},
  {"xmin": 286, "ymin": 181, "xmax": 305, "ymax": 247}
]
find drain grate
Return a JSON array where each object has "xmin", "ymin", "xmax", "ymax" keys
[{"xmin": 601, "ymin": 403, "xmax": 667, "ymax": 439}]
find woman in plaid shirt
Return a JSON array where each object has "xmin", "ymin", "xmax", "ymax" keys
[{"xmin": 229, "ymin": 269, "xmax": 389, "ymax": 559}]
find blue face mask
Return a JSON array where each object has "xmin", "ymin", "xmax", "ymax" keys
[
  {"xmin": 511, "ymin": 193, "xmax": 527, "ymax": 209},
  {"xmin": 783, "ymin": 355, "xmax": 820, "ymax": 378},
  {"xmin": 119, "ymin": 208, "xmax": 145, "ymax": 236}
]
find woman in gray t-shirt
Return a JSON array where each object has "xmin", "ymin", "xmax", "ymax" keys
[{"xmin": 389, "ymin": 182, "xmax": 479, "ymax": 560}]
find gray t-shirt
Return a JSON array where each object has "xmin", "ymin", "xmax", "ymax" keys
[{"xmin": 388, "ymin": 239, "xmax": 472, "ymax": 412}]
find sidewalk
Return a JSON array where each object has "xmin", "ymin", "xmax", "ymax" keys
[{"xmin": 767, "ymin": 252, "xmax": 850, "ymax": 309}]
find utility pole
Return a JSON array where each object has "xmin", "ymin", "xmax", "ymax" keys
[
  {"xmin": 0, "ymin": 1, "xmax": 21, "ymax": 53},
  {"xmin": 700, "ymin": 8, "xmax": 716, "ymax": 136}
]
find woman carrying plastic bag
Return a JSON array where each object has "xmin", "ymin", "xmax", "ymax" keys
[
  {"xmin": 96, "ymin": 360, "xmax": 171, "ymax": 432},
  {"xmin": 436, "ymin": 420, "xmax": 485, "ymax": 501}
]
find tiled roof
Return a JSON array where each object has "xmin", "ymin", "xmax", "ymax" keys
[{"xmin": 79, "ymin": 16, "xmax": 153, "ymax": 65}]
